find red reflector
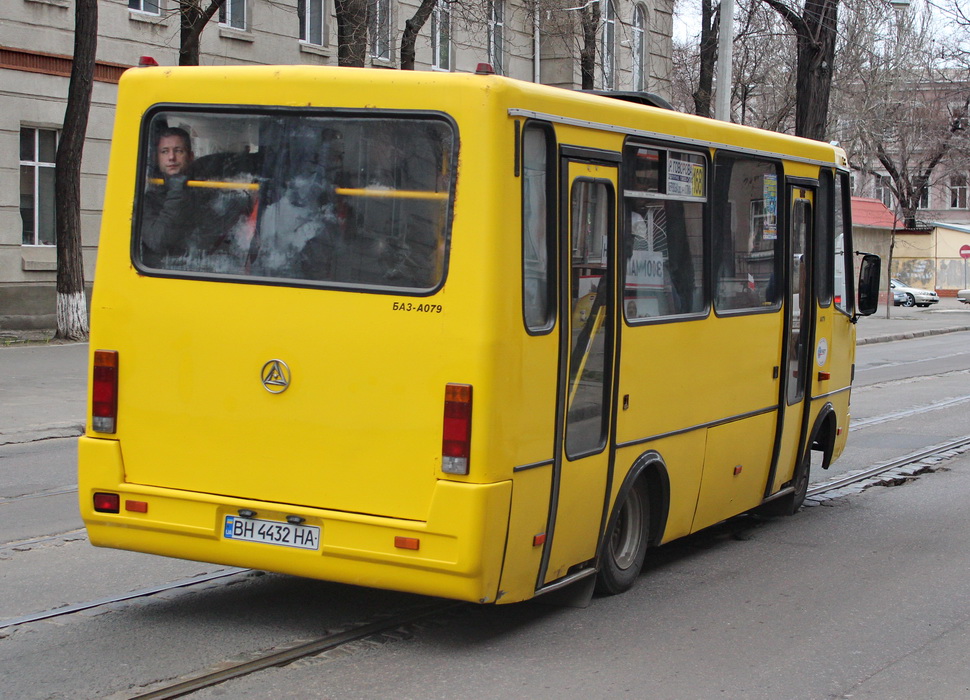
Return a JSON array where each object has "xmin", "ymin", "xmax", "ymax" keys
[
  {"xmin": 125, "ymin": 500, "xmax": 148, "ymax": 513},
  {"xmin": 533, "ymin": 533, "xmax": 546, "ymax": 547},
  {"xmin": 442, "ymin": 384, "xmax": 472, "ymax": 474},
  {"xmin": 93, "ymin": 492, "xmax": 120, "ymax": 513},
  {"xmin": 92, "ymin": 350, "xmax": 119, "ymax": 433},
  {"xmin": 138, "ymin": 55, "xmax": 159, "ymax": 67},
  {"xmin": 733, "ymin": 465, "xmax": 743, "ymax": 476},
  {"xmin": 395, "ymin": 536, "xmax": 420, "ymax": 550},
  {"xmin": 818, "ymin": 371, "xmax": 831, "ymax": 381}
]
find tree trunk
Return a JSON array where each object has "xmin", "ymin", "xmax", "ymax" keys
[
  {"xmin": 693, "ymin": 0, "xmax": 718, "ymax": 118},
  {"xmin": 580, "ymin": 4, "xmax": 600, "ymax": 90},
  {"xmin": 401, "ymin": 0, "xmax": 438, "ymax": 70},
  {"xmin": 179, "ymin": 0, "xmax": 227, "ymax": 66},
  {"xmin": 54, "ymin": 0, "xmax": 97, "ymax": 341},
  {"xmin": 336, "ymin": 0, "xmax": 369, "ymax": 67},
  {"xmin": 763, "ymin": 0, "xmax": 838, "ymax": 141}
]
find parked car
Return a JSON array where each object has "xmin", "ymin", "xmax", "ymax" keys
[
  {"xmin": 890, "ymin": 279, "xmax": 940, "ymax": 307},
  {"xmin": 958, "ymin": 289, "xmax": 970, "ymax": 304}
]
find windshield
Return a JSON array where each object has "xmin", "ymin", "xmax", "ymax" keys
[{"xmin": 134, "ymin": 109, "xmax": 456, "ymax": 292}]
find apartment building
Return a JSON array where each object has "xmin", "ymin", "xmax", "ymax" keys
[{"xmin": 2, "ymin": 0, "xmax": 673, "ymax": 329}]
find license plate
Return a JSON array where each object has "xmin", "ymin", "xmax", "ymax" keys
[{"xmin": 223, "ymin": 515, "xmax": 320, "ymax": 550}]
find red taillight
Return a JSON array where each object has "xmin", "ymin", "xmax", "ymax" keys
[
  {"xmin": 442, "ymin": 383, "xmax": 472, "ymax": 475},
  {"xmin": 92, "ymin": 350, "xmax": 119, "ymax": 434},
  {"xmin": 93, "ymin": 492, "xmax": 120, "ymax": 513}
]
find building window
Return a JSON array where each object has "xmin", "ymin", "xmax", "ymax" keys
[
  {"xmin": 20, "ymin": 127, "xmax": 57, "ymax": 247},
  {"xmin": 219, "ymin": 0, "xmax": 246, "ymax": 30},
  {"xmin": 129, "ymin": 0, "xmax": 160, "ymax": 14},
  {"xmin": 299, "ymin": 0, "xmax": 325, "ymax": 46},
  {"xmin": 601, "ymin": 0, "xmax": 615, "ymax": 89},
  {"xmin": 488, "ymin": 0, "xmax": 504, "ymax": 75},
  {"xmin": 949, "ymin": 174, "xmax": 968, "ymax": 209},
  {"xmin": 631, "ymin": 4, "xmax": 647, "ymax": 91},
  {"xmin": 875, "ymin": 175, "xmax": 894, "ymax": 210},
  {"xmin": 432, "ymin": 1, "xmax": 451, "ymax": 71},
  {"xmin": 369, "ymin": 0, "xmax": 391, "ymax": 60},
  {"xmin": 916, "ymin": 184, "xmax": 929, "ymax": 209}
]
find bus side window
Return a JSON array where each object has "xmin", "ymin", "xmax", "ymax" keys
[
  {"xmin": 713, "ymin": 155, "xmax": 781, "ymax": 312},
  {"xmin": 622, "ymin": 145, "xmax": 705, "ymax": 320},
  {"xmin": 522, "ymin": 123, "xmax": 556, "ymax": 332},
  {"xmin": 833, "ymin": 173, "xmax": 852, "ymax": 314}
]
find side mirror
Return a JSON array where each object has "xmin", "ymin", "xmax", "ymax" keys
[{"xmin": 856, "ymin": 253, "xmax": 881, "ymax": 317}]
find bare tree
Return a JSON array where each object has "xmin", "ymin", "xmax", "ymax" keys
[
  {"xmin": 401, "ymin": 0, "xmax": 439, "ymax": 70},
  {"xmin": 759, "ymin": 0, "xmax": 838, "ymax": 141},
  {"xmin": 178, "ymin": 0, "xmax": 228, "ymax": 66},
  {"xmin": 54, "ymin": 0, "xmax": 97, "ymax": 341},
  {"xmin": 336, "ymin": 0, "xmax": 369, "ymax": 66},
  {"xmin": 834, "ymin": 1, "xmax": 970, "ymax": 226},
  {"xmin": 693, "ymin": 0, "xmax": 718, "ymax": 117}
]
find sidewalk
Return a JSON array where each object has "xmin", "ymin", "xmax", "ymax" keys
[{"xmin": 2, "ymin": 299, "xmax": 969, "ymax": 446}]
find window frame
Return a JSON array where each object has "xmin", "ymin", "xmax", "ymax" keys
[
  {"xmin": 601, "ymin": 0, "xmax": 616, "ymax": 90},
  {"xmin": 219, "ymin": 0, "xmax": 247, "ymax": 31},
  {"xmin": 128, "ymin": 0, "xmax": 160, "ymax": 15},
  {"xmin": 621, "ymin": 138, "xmax": 710, "ymax": 324},
  {"xmin": 431, "ymin": 1, "xmax": 451, "ymax": 71},
  {"xmin": 488, "ymin": 0, "xmax": 505, "ymax": 75},
  {"xmin": 712, "ymin": 151, "xmax": 784, "ymax": 317},
  {"xmin": 521, "ymin": 121, "xmax": 558, "ymax": 334},
  {"xmin": 631, "ymin": 4, "xmax": 647, "ymax": 92},
  {"xmin": 20, "ymin": 126, "xmax": 58, "ymax": 248},
  {"xmin": 299, "ymin": 0, "xmax": 326, "ymax": 47},
  {"xmin": 369, "ymin": 0, "xmax": 391, "ymax": 60},
  {"xmin": 949, "ymin": 174, "xmax": 968, "ymax": 210},
  {"xmin": 132, "ymin": 105, "xmax": 459, "ymax": 296}
]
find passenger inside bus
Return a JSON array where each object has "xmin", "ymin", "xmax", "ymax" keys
[{"xmin": 140, "ymin": 126, "xmax": 256, "ymax": 271}]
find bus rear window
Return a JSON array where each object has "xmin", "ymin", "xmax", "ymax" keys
[{"xmin": 134, "ymin": 110, "xmax": 456, "ymax": 291}]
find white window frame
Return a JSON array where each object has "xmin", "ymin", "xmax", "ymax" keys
[
  {"xmin": 631, "ymin": 4, "xmax": 647, "ymax": 92},
  {"xmin": 949, "ymin": 174, "xmax": 968, "ymax": 209},
  {"xmin": 432, "ymin": 1, "xmax": 451, "ymax": 71},
  {"xmin": 299, "ymin": 0, "xmax": 326, "ymax": 46},
  {"xmin": 369, "ymin": 0, "xmax": 391, "ymax": 60},
  {"xmin": 601, "ymin": 0, "xmax": 616, "ymax": 90},
  {"xmin": 916, "ymin": 184, "xmax": 929, "ymax": 210},
  {"xmin": 875, "ymin": 175, "xmax": 894, "ymax": 210},
  {"xmin": 219, "ymin": 0, "xmax": 247, "ymax": 30},
  {"xmin": 128, "ymin": 0, "xmax": 160, "ymax": 15},
  {"xmin": 488, "ymin": 0, "xmax": 505, "ymax": 75},
  {"xmin": 20, "ymin": 126, "xmax": 58, "ymax": 247}
]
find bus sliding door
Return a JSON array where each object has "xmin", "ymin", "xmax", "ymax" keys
[
  {"xmin": 539, "ymin": 156, "xmax": 618, "ymax": 588},
  {"xmin": 772, "ymin": 186, "xmax": 815, "ymax": 493}
]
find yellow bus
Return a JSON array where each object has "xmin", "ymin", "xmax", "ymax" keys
[{"xmin": 79, "ymin": 65, "xmax": 880, "ymax": 604}]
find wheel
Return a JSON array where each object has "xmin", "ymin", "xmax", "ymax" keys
[
  {"xmin": 790, "ymin": 452, "xmax": 811, "ymax": 513},
  {"xmin": 903, "ymin": 293, "xmax": 916, "ymax": 307},
  {"xmin": 758, "ymin": 451, "xmax": 810, "ymax": 517},
  {"xmin": 596, "ymin": 480, "xmax": 650, "ymax": 595}
]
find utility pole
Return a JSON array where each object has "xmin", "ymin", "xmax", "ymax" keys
[{"xmin": 715, "ymin": 0, "xmax": 735, "ymax": 122}]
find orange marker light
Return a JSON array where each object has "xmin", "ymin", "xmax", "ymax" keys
[{"xmin": 394, "ymin": 536, "xmax": 420, "ymax": 550}]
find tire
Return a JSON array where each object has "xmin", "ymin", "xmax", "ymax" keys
[
  {"xmin": 790, "ymin": 452, "xmax": 811, "ymax": 513},
  {"xmin": 903, "ymin": 293, "xmax": 916, "ymax": 307},
  {"xmin": 758, "ymin": 452, "xmax": 810, "ymax": 517},
  {"xmin": 596, "ymin": 480, "xmax": 650, "ymax": 595}
]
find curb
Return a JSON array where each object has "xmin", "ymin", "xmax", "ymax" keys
[
  {"xmin": 857, "ymin": 325, "xmax": 970, "ymax": 346},
  {"xmin": 0, "ymin": 422, "xmax": 86, "ymax": 446}
]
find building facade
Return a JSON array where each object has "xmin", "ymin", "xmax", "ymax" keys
[{"xmin": 2, "ymin": 0, "xmax": 674, "ymax": 329}]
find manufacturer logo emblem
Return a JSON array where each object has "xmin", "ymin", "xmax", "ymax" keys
[{"xmin": 260, "ymin": 359, "xmax": 291, "ymax": 394}]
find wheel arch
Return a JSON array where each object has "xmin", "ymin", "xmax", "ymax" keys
[
  {"xmin": 808, "ymin": 402, "xmax": 837, "ymax": 470},
  {"xmin": 599, "ymin": 450, "xmax": 671, "ymax": 561}
]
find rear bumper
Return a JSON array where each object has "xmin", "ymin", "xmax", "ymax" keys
[{"xmin": 78, "ymin": 436, "xmax": 512, "ymax": 603}]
